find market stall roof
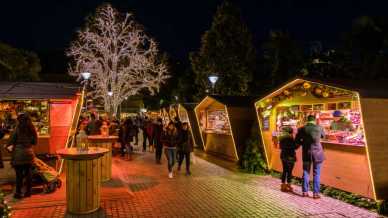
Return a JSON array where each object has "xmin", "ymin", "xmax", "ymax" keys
[
  {"xmin": 304, "ymin": 77, "xmax": 388, "ymax": 99},
  {"xmin": 0, "ymin": 82, "xmax": 81, "ymax": 100},
  {"xmin": 208, "ymin": 95, "xmax": 257, "ymax": 107},
  {"xmin": 259, "ymin": 78, "xmax": 388, "ymax": 101},
  {"xmin": 180, "ymin": 103, "xmax": 198, "ymax": 110}
]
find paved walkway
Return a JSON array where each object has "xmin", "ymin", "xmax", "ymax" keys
[{"xmin": 7, "ymin": 152, "xmax": 382, "ymax": 218}]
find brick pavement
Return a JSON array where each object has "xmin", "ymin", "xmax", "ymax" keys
[{"xmin": 8, "ymin": 152, "xmax": 383, "ymax": 218}]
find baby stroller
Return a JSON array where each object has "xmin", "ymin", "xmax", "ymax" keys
[{"xmin": 31, "ymin": 157, "xmax": 62, "ymax": 193}]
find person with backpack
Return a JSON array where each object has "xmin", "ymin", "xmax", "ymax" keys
[
  {"xmin": 153, "ymin": 118, "xmax": 164, "ymax": 164},
  {"xmin": 177, "ymin": 122, "xmax": 194, "ymax": 175},
  {"xmin": 295, "ymin": 115, "xmax": 326, "ymax": 199}
]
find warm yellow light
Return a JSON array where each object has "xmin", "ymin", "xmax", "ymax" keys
[
  {"xmin": 255, "ymin": 103, "xmax": 271, "ymax": 169},
  {"xmin": 59, "ymin": 88, "xmax": 84, "ymax": 174},
  {"xmin": 194, "ymin": 96, "xmax": 212, "ymax": 151}
]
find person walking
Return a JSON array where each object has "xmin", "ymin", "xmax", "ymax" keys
[
  {"xmin": 174, "ymin": 118, "xmax": 183, "ymax": 163},
  {"xmin": 161, "ymin": 122, "xmax": 179, "ymax": 179},
  {"xmin": 7, "ymin": 113, "xmax": 38, "ymax": 199},
  {"xmin": 140, "ymin": 116, "xmax": 149, "ymax": 152},
  {"xmin": 177, "ymin": 122, "xmax": 194, "ymax": 175},
  {"xmin": 295, "ymin": 115, "xmax": 325, "ymax": 199},
  {"xmin": 146, "ymin": 118, "xmax": 155, "ymax": 152},
  {"xmin": 279, "ymin": 126, "xmax": 297, "ymax": 192},
  {"xmin": 153, "ymin": 118, "xmax": 164, "ymax": 164}
]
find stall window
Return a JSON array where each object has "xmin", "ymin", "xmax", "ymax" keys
[
  {"xmin": 313, "ymin": 104, "xmax": 324, "ymax": 111},
  {"xmin": 301, "ymin": 105, "xmax": 313, "ymax": 111},
  {"xmin": 327, "ymin": 103, "xmax": 337, "ymax": 110},
  {"xmin": 338, "ymin": 102, "xmax": 351, "ymax": 110}
]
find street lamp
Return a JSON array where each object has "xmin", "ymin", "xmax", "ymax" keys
[
  {"xmin": 107, "ymin": 91, "xmax": 113, "ymax": 96},
  {"xmin": 208, "ymin": 75, "xmax": 219, "ymax": 94},
  {"xmin": 81, "ymin": 72, "xmax": 91, "ymax": 111},
  {"xmin": 81, "ymin": 72, "xmax": 91, "ymax": 80}
]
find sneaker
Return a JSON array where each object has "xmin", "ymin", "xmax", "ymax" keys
[
  {"xmin": 302, "ymin": 192, "xmax": 309, "ymax": 197},
  {"xmin": 186, "ymin": 171, "xmax": 191, "ymax": 176},
  {"xmin": 313, "ymin": 193, "xmax": 321, "ymax": 199},
  {"xmin": 168, "ymin": 172, "xmax": 173, "ymax": 179}
]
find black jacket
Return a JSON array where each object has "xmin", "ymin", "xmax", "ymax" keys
[
  {"xmin": 279, "ymin": 134, "xmax": 298, "ymax": 162},
  {"xmin": 161, "ymin": 129, "xmax": 179, "ymax": 148},
  {"xmin": 295, "ymin": 123, "xmax": 325, "ymax": 163}
]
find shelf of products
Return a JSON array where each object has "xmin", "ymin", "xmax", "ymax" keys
[
  {"xmin": 274, "ymin": 102, "xmax": 365, "ymax": 146},
  {"xmin": 0, "ymin": 100, "xmax": 50, "ymax": 136},
  {"xmin": 199, "ymin": 110, "xmax": 231, "ymax": 135}
]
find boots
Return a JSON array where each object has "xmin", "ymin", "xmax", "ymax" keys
[
  {"xmin": 280, "ymin": 183, "xmax": 288, "ymax": 192},
  {"xmin": 286, "ymin": 184, "xmax": 293, "ymax": 192}
]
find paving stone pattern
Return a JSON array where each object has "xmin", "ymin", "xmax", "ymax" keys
[{"xmin": 9, "ymin": 152, "xmax": 383, "ymax": 218}]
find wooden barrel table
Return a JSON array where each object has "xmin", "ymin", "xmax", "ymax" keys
[
  {"xmin": 87, "ymin": 136, "xmax": 118, "ymax": 182},
  {"xmin": 57, "ymin": 147, "xmax": 108, "ymax": 215}
]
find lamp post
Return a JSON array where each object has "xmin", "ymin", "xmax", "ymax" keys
[
  {"xmin": 208, "ymin": 75, "xmax": 219, "ymax": 95},
  {"xmin": 81, "ymin": 72, "xmax": 91, "ymax": 111}
]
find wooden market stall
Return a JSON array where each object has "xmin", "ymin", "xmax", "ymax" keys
[
  {"xmin": 176, "ymin": 103, "xmax": 202, "ymax": 149},
  {"xmin": 255, "ymin": 78, "xmax": 388, "ymax": 200},
  {"xmin": 0, "ymin": 82, "xmax": 82, "ymax": 158},
  {"xmin": 194, "ymin": 96, "xmax": 255, "ymax": 161}
]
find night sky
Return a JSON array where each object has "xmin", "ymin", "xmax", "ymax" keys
[{"xmin": 1, "ymin": 0, "xmax": 387, "ymax": 73}]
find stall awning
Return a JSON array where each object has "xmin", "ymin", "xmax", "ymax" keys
[{"xmin": 0, "ymin": 82, "xmax": 81, "ymax": 100}]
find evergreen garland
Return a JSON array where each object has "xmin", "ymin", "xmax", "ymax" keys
[{"xmin": 0, "ymin": 189, "xmax": 11, "ymax": 218}]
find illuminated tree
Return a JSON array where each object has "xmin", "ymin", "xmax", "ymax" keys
[{"xmin": 67, "ymin": 4, "xmax": 169, "ymax": 116}]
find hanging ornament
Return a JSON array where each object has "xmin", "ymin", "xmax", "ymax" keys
[
  {"xmin": 315, "ymin": 87, "xmax": 322, "ymax": 95},
  {"xmin": 301, "ymin": 91, "xmax": 308, "ymax": 97},
  {"xmin": 322, "ymin": 91, "xmax": 329, "ymax": 98},
  {"xmin": 303, "ymin": 82, "xmax": 311, "ymax": 89}
]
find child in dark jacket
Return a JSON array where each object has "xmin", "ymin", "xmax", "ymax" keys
[{"xmin": 279, "ymin": 126, "xmax": 298, "ymax": 192}]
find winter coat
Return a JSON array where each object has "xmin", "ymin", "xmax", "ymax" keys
[
  {"xmin": 295, "ymin": 122, "xmax": 325, "ymax": 163},
  {"xmin": 279, "ymin": 134, "xmax": 298, "ymax": 162},
  {"xmin": 153, "ymin": 123, "xmax": 163, "ymax": 147},
  {"xmin": 146, "ymin": 122, "xmax": 154, "ymax": 138},
  {"xmin": 178, "ymin": 130, "xmax": 194, "ymax": 153},
  {"xmin": 86, "ymin": 120, "xmax": 101, "ymax": 135},
  {"xmin": 8, "ymin": 130, "xmax": 37, "ymax": 166},
  {"xmin": 161, "ymin": 129, "xmax": 179, "ymax": 148}
]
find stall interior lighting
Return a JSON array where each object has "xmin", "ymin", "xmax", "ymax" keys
[{"xmin": 255, "ymin": 78, "xmax": 378, "ymax": 200}]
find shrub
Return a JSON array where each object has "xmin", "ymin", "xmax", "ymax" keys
[
  {"xmin": 378, "ymin": 200, "xmax": 388, "ymax": 215},
  {"xmin": 240, "ymin": 122, "xmax": 268, "ymax": 174}
]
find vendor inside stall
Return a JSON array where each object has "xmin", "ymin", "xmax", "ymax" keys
[{"xmin": 256, "ymin": 79, "xmax": 374, "ymax": 198}]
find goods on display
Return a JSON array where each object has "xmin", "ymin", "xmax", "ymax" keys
[
  {"xmin": 199, "ymin": 110, "xmax": 231, "ymax": 135},
  {"xmin": 0, "ymin": 100, "xmax": 49, "ymax": 135},
  {"xmin": 257, "ymin": 81, "xmax": 365, "ymax": 147}
]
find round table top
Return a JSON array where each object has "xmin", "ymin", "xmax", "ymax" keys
[
  {"xmin": 87, "ymin": 135, "xmax": 119, "ymax": 141},
  {"xmin": 57, "ymin": 147, "xmax": 109, "ymax": 160}
]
